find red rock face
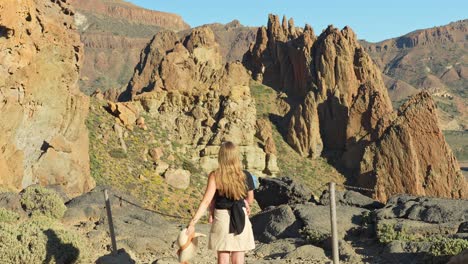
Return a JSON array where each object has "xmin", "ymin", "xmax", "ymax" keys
[
  {"xmin": 69, "ymin": 0, "xmax": 189, "ymax": 31},
  {"xmin": 0, "ymin": 0, "xmax": 95, "ymax": 197},
  {"xmin": 244, "ymin": 14, "xmax": 466, "ymax": 201},
  {"xmin": 359, "ymin": 92, "xmax": 467, "ymax": 201},
  {"xmin": 244, "ymin": 15, "xmax": 393, "ymax": 168}
]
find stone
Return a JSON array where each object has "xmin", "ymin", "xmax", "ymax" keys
[
  {"xmin": 284, "ymin": 245, "xmax": 328, "ymax": 261},
  {"xmin": 294, "ymin": 204, "xmax": 369, "ymax": 239},
  {"xmin": 250, "ymin": 205, "xmax": 302, "ymax": 243},
  {"xmin": 149, "ymin": 147, "xmax": 164, "ymax": 162},
  {"xmin": 155, "ymin": 161, "xmax": 169, "ymax": 175},
  {"xmin": 253, "ymin": 238, "xmax": 306, "ymax": 259},
  {"xmin": 107, "ymin": 102, "xmax": 138, "ymax": 127},
  {"xmin": 164, "ymin": 169, "xmax": 190, "ymax": 189},
  {"xmin": 255, "ymin": 177, "xmax": 313, "ymax": 210},
  {"xmin": 376, "ymin": 194, "xmax": 468, "ymax": 224},
  {"xmin": 319, "ymin": 190, "xmax": 384, "ymax": 210},
  {"xmin": 136, "ymin": 116, "xmax": 145, "ymax": 126},
  {"xmin": 375, "ymin": 195, "xmax": 468, "ymax": 237},
  {"xmin": 448, "ymin": 249, "xmax": 468, "ymax": 264},
  {"xmin": 0, "ymin": 0, "xmax": 94, "ymax": 197}
]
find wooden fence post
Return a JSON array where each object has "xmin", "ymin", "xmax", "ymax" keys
[
  {"xmin": 329, "ymin": 182, "xmax": 339, "ymax": 264},
  {"xmin": 104, "ymin": 189, "xmax": 118, "ymax": 255}
]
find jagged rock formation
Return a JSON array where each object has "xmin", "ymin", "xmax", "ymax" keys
[
  {"xmin": 69, "ymin": 0, "xmax": 190, "ymax": 96},
  {"xmin": 244, "ymin": 14, "xmax": 393, "ymax": 168},
  {"xmin": 359, "ymin": 92, "xmax": 467, "ymax": 201},
  {"xmin": 117, "ymin": 26, "xmax": 277, "ymax": 176},
  {"xmin": 0, "ymin": 0, "xmax": 95, "ymax": 197},
  {"xmin": 243, "ymin": 15, "xmax": 466, "ymax": 201},
  {"xmin": 362, "ymin": 20, "xmax": 468, "ymax": 130}
]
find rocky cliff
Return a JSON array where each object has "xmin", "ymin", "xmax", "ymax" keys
[
  {"xmin": 244, "ymin": 14, "xmax": 393, "ymax": 168},
  {"xmin": 116, "ymin": 26, "xmax": 277, "ymax": 176},
  {"xmin": 69, "ymin": 0, "xmax": 190, "ymax": 96},
  {"xmin": 362, "ymin": 20, "xmax": 467, "ymax": 130},
  {"xmin": 0, "ymin": 0, "xmax": 95, "ymax": 197},
  {"xmin": 243, "ymin": 15, "xmax": 466, "ymax": 201},
  {"xmin": 70, "ymin": 0, "xmax": 189, "ymax": 31},
  {"xmin": 359, "ymin": 92, "xmax": 467, "ymax": 201}
]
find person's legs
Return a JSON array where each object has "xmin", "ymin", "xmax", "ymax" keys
[
  {"xmin": 217, "ymin": 251, "xmax": 230, "ymax": 264},
  {"xmin": 231, "ymin": 251, "xmax": 245, "ymax": 264}
]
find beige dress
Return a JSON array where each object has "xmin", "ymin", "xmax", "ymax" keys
[{"xmin": 208, "ymin": 207, "xmax": 255, "ymax": 251}]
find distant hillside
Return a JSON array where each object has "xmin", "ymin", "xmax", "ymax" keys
[
  {"xmin": 361, "ymin": 20, "xmax": 467, "ymax": 130},
  {"xmin": 179, "ymin": 20, "xmax": 257, "ymax": 63},
  {"xmin": 69, "ymin": 0, "xmax": 190, "ymax": 96}
]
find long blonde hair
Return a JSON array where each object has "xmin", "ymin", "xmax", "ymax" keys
[{"xmin": 213, "ymin": 141, "xmax": 246, "ymax": 200}]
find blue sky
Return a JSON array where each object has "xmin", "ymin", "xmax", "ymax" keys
[{"xmin": 127, "ymin": 0, "xmax": 467, "ymax": 42}]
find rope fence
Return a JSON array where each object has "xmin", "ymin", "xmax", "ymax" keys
[
  {"xmin": 112, "ymin": 194, "xmax": 192, "ymax": 220},
  {"xmin": 102, "ymin": 180, "xmax": 466, "ymax": 262}
]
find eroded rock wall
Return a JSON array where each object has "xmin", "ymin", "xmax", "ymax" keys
[
  {"xmin": 243, "ymin": 14, "xmax": 465, "ymax": 201},
  {"xmin": 119, "ymin": 27, "xmax": 277, "ymax": 176},
  {"xmin": 0, "ymin": 0, "xmax": 95, "ymax": 197}
]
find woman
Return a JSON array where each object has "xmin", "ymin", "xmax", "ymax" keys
[{"xmin": 186, "ymin": 141, "xmax": 255, "ymax": 264}]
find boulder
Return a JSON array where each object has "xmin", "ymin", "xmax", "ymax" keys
[
  {"xmin": 253, "ymin": 238, "xmax": 306, "ymax": 259},
  {"xmin": 254, "ymin": 177, "xmax": 313, "ymax": 209},
  {"xmin": 149, "ymin": 147, "xmax": 164, "ymax": 162},
  {"xmin": 284, "ymin": 244, "xmax": 328, "ymax": 261},
  {"xmin": 107, "ymin": 102, "xmax": 139, "ymax": 128},
  {"xmin": 164, "ymin": 169, "xmax": 191, "ymax": 189},
  {"xmin": 376, "ymin": 195, "xmax": 468, "ymax": 223},
  {"xmin": 448, "ymin": 249, "xmax": 468, "ymax": 264},
  {"xmin": 375, "ymin": 195, "xmax": 468, "ymax": 237},
  {"xmin": 319, "ymin": 190, "xmax": 384, "ymax": 209},
  {"xmin": 250, "ymin": 204, "xmax": 302, "ymax": 243},
  {"xmin": 294, "ymin": 204, "xmax": 369, "ymax": 239},
  {"xmin": 155, "ymin": 161, "xmax": 170, "ymax": 176}
]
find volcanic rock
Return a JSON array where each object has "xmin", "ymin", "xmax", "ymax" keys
[
  {"xmin": 121, "ymin": 27, "xmax": 275, "ymax": 176},
  {"xmin": 0, "ymin": 0, "xmax": 95, "ymax": 197},
  {"xmin": 164, "ymin": 168, "xmax": 190, "ymax": 190},
  {"xmin": 254, "ymin": 177, "xmax": 313, "ymax": 209},
  {"xmin": 244, "ymin": 15, "xmax": 393, "ymax": 170},
  {"xmin": 358, "ymin": 92, "xmax": 467, "ymax": 201}
]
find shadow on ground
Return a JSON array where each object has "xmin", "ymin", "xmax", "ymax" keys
[
  {"xmin": 44, "ymin": 229, "xmax": 79, "ymax": 264},
  {"xmin": 96, "ymin": 248, "xmax": 136, "ymax": 264}
]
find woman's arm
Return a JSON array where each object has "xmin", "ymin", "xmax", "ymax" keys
[
  {"xmin": 186, "ymin": 173, "xmax": 217, "ymax": 234},
  {"xmin": 244, "ymin": 190, "xmax": 254, "ymax": 215},
  {"xmin": 245, "ymin": 190, "xmax": 254, "ymax": 205}
]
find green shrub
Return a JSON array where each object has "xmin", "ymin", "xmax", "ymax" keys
[
  {"xmin": 300, "ymin": 228, "xmax": 329, "ymax": 244},
  {"xmin": 428, "ymin": 236, "xmax": 468, "ymax": 256},
  {"xmin": 20, "ymin": 186, "xmax": 66, "ymax": 219},
  {"xmin": 0, "ymin": 216, "xmax": 90, "ymax": 263},
  {"xmin": 0, "ymin": 208, "xmax": 20, "ymax": 223},
  {"xmin": 377, "ymin": 223, "xmax": 414, "ymax": 243},
  {"xmin": 109, "ymin": 148, "xmax": 128, "ymax": 159}
]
